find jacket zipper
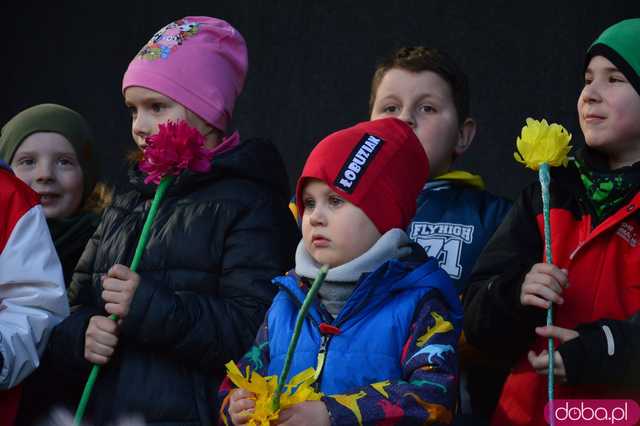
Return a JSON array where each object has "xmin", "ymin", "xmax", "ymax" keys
[
  {"xmin": 312, "ymin": 280, "xmax": 380, "ymax": 390},
  {"xmin": 279, "ymin": 275, "xmax": 381, "ymax": 391},
  {"xmin": 312, "ymin": 334, "xmax": 332, "ymax": 391}
]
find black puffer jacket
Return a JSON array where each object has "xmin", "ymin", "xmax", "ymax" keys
[{"xmin": 47, "ymin": 139, "xmax": 300, "ymax": 426}]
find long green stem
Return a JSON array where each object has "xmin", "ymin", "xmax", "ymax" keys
[
  {"xmin": 539, "ymin": 164, "xmax": 555, "ymax": 425},
  {"xmin": 74, "ymin": 176, "xmax": 174, "ymax": 426},
  {"xmin": 271, "ymin": 265, "xmax": 329, "ymax": 412}
]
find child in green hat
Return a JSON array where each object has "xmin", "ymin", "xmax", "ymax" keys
[
  {"xmin": 464, "ymin": 18, "xmax": 640, "ymax": 426},
  {"xmin": 0, "ymin": 103, "xmax": 109, "ymax": 284}
]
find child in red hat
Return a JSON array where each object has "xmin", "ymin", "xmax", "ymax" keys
[{"xmin": 220, "ymin": 118, "xmax": 463, "ymax": 425}]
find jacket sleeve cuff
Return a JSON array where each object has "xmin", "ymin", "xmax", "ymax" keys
[
  {"xmin": 321, "ymin": 396, "xmax": 347, "ymax": 426},
  {"xmin": 558, "ymin": 321, "xmax": 617, "ymax": 386},
  {"xmin": 557, "ymin": 332, "xmax": 588, "ymax": 385}
]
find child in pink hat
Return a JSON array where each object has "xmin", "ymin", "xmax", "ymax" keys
[
  {"xmin": 122, "ymin": 16, "xmax": 247, "ymax": 148},
  {"xmin": 45, "ymin": 16, "xmax": 299, "ymax": 425}
]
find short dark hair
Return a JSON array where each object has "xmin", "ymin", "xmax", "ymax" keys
[{"xmin": 369, "ymin": 46, "xmax": 470, "ymax": 124}]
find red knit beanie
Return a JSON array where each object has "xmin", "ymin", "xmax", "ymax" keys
[{"xmin": 296, "ymin": 118, "xmax": 429, "ymax": 233}]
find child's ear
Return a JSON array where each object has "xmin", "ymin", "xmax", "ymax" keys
[
  {"xmin": 454, "ymin": 118, "xmax": 476, "ymax": 156},
  {"xmin": 201, "ymin": 122, "xmax": 217, "ymax": 138},
  {"xmin": 185, "ymin": 109, "xmax": 224, "ymax": 147},
  {"xmin": 200, "ymin": 122, "xmax": 225, "ymax": 148}
]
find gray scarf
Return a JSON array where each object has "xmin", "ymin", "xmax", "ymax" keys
[{"xmin": 294, "ymin": 229, "xmax": 412, "ymax": 317}]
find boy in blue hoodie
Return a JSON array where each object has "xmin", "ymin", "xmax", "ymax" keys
[{"xmin": 369, "ymin": 46, "xmax": 513, "ymax": 422}]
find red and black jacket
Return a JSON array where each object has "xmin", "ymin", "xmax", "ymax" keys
[{"xmin": 463, "ymin": 149, "xmax": 640, "ymax": 425}]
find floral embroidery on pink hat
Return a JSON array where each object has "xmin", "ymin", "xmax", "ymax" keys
[
  {"xmin": 137, "ymin": 19, "xmax": 200, "ymax": 60},
  {"xmin": 123, "ymin": 16, "xmax": 248, "ymax": 131}
]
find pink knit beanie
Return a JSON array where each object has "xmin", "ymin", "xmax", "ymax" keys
[{"xmin": 122, "ymin": 16, "xmax": 248, "ymax": 132}]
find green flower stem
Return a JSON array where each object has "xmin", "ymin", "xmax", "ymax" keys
[
  {"xmin": 539, "ymin": 163, "xmax": 555, "ymax": 423},
  {"xmin": 271, "ymin": 265, "xmax": 329, "ymax": 412},
  {"xmin": 74, "ymin": 175, "xmax": 174, "ymax": 426},
  {"xmin": 129, "ymin": 176, "xmax": 174, "ymax": 273}
]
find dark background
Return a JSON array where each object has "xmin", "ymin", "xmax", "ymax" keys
[{"xmin": 3, "ymin": 1, "xmax": 640, "ymax": 199}]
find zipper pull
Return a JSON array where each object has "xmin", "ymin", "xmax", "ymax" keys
[
  {"xmin": 319, "ymin": 323, "xmax": 341, "ymax": 336},
  {"xmin": 312, "ymin": 324, "xmax": 341, "ymax": 390},
  {"xmin": 313, "ymin": 335, "xmax": 330, "ymax": 388}
]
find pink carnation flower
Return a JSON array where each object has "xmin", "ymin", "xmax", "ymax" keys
[{"xmin": 139, "ymin": 120, "xmax": 215, "ymax": 184}]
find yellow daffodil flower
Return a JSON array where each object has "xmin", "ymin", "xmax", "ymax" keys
[
  {"xmin": 513, "ymin": 118, "xmax": 570, "ymax": 406},
  {"xmin": 514, "ymin": 118, "xmax": 572, "ymax": 170},
  {"xmin": 225, "ymin": 361, "xmax": 323, "ymax": 425}
]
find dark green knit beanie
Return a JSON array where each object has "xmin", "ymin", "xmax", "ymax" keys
[
  {"xmin": 0, "ymin": 104, "xmax": 96, "ymax": 203},
  {"xmin": 586, "ymin": 18, "xmax": 640, "ymax": 96}
]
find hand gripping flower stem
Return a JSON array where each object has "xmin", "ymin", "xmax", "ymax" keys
[
  {"xmin": 271, "ymin": 265, "xmax": 329, "ymax": 412},
  {"xmin": 74, "ymin": 175, "xmax": 174, "ymax": 425},
  {"xmin": 514, "ymin": 117, "xmax": 571, "ymax": 426},
  {"xmin": 74, "ymin": 120, "xmax": 214, "ymax": 425}
]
